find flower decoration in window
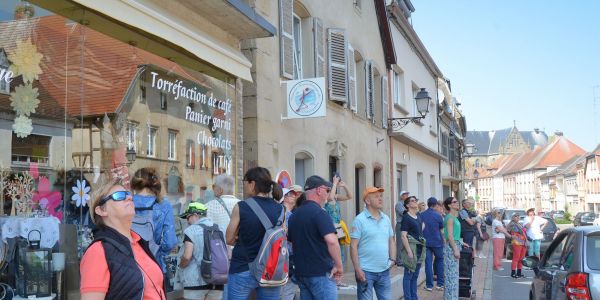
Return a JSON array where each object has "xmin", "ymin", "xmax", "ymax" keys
[
  {"xmin": 10, "ymin": 83, "xmax": 39, "ymax": 116},
  {"xmin": 7, "ymin": 39, "xmax": 43, "ymax": 83},
  {"xmin": 71, "ymin": 179, "xmax": 90, "ymax": 207},
  {"xmin": 12, "ymin": 115, "xmax": 33, "ymax": 138}
]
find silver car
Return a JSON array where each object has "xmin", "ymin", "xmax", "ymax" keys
[{"xmin": 523, "ymin": 226, "xmax": 600, "ymax": 300}]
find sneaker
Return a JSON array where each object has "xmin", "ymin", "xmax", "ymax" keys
[
  {"xmin": 436, "ymin": 286, "xmax": 445, "ymax": 290},
  {"xmin": 424, "ymin": 287, "xmax": 433, "ymax": 291},
  {"xmin": 480, "ymin": 255, "xmax": 487, "ymax": 258}
]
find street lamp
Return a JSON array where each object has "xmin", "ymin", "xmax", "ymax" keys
[
  {"xmin": 465, "ymin": 143, "xmax": 476, "ymax": 156},
  {"xmin": 126, "ymin": 148, "xmax": 137, "ymax": 165},
  {"xmin": 389, "ymin": 88, "xmax": 431, "ymax": 130}
]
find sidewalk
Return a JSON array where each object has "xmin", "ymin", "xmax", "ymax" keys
[
  {"xmin": 337, "ymin": 263, "xmax": 426, "ymax": 299},
  {"xmin": 416, "ymin": 238, "xmax": 493, "ymax": 300}
]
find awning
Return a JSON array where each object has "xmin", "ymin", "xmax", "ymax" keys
[{"xmin": 30, "ymin": 0, "xmax": 275, "ymax": 81}]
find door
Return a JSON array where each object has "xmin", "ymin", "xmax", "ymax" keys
[
  {"xmin": 553, "ymin": 233, "xmax": 578, "ymax": 299},
  {"xmin": 532, "ymin": 232, "xmax": 568, "ymax": 300}
]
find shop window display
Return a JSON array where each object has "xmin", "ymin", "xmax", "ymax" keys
[{"xmin": 0, "ymin": 1, "xmax": 238, "ymax": 298}]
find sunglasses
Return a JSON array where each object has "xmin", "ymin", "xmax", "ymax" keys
[
  {"xmin": 98, "ymin": 191, "xmax": 132, "ymax": 206},
  {"xmin": 451, "ymin": 200, "xmax": 458, "ymax": 204},
  {"xmin": 319, "ymin": 186, "xmax": 332, "ymax": 193}
]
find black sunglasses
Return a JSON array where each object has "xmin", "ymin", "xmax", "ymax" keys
[{"xmin": 98, "ymin": 191, "xmax": 132, "ymax": 206}]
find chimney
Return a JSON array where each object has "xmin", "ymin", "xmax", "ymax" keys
[
  {"xmin": 534, "ymin": 128, "xmax": 539, "ymax": 134},
  {"xmin": 14, "ymin": 3, "xmax": 35, "ymax": 20},
  {"xmin": 554, "ymin": 130, "xmax": 563, "ymax": 136}
]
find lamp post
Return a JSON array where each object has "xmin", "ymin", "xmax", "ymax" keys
[
  {"xmin": 389, "ymin": 88, "xmax": 431, "ymax": 130},
  {"xmin": 126, "ymin": 148, "xmax": 137, "ymax": 165},
  {"xmin": 465, "ymin": 143, "xmax": 475, "ymax": 156}
]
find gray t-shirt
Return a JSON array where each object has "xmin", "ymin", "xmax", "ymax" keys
[{"xmin": 395, "ymin": 202, "xmax": 405, "ymax": 223}]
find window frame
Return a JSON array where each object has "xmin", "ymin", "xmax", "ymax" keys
[
  {"xmin": 292, "ymin": 13, "xmax": 303, "ymax": 79},
  {"xmin": 167, "ymin": 130, "xmax": 177, "ymax": 160},
  {"xmin": 147, "ymin": 126, "xmax": 158, "ymax": 157},
  {"xmin": 127, "ymin": 121, "xmax": 139, "ymax": 152},
  {"xmin": 185, "ymin": 139, "xmax": 195, "ymax": 168}
]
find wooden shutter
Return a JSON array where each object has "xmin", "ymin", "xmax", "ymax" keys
[
  {"xmin": 365, "ymin": 60, "xmax": 374, "ymax": 119},
  {"xmin": 347, "ymin": 44, "xmax": 357, "ymax": 112},
  {"xmin": 313, "ymin": 17, "xmax": 326, "ymax": 78},
  {"xmin": 381, "ymin": 75, "xmax": 388, "ymax": 128},
  {"xmin": 327, "ymin": 28, "xmax": 348, "ymax": 103},
  {"xmin": 279, "ymin": 0, "xmax": 294, "ymax": 79}
]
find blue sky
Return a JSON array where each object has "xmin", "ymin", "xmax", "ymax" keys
[{"xmin": 411, "ymin": 1, "xmax": 600, "ymax": 151}]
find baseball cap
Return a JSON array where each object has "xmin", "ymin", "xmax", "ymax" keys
[
  {"xmin": 282, "ymin": 184, "xmax": 303, "ymax": 196},
  {"xmin": 363, "ymin": 186, "xmax": 384, "ymax": 200},
  {"xmin": 304, "ymin": 175, "xmax": 332, "ymax": 191},
  {"xmin": 400, "ymin": 190, "xmax": 409, "ymax": 196},
  {"xmin": 427, "ymin": 197, "xmax": 439, "ymax": 208},
  {"xmin": 179, "ymin": 202, "xmax": 207, "ymax": 219}
]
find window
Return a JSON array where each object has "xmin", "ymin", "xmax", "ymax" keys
[
  {"xmin": 543, "ymin": 234, "xmax": 568, "ymax": 269},
  {"xmin": 355, "ymin": 165, "xmax": 366, "ymax": 215},
  {"xmin": 160, "ymin": 91, "xmax": 167, "ymax": 110},
  {"xmin": 127, "ymin": 122, "xmax": 138, "ymax": 151},
  {"xmin": 167, "ymin": 130, "xmax": 177, "ymax": 160},
  {"xmin": 441, "ymin": 132, "xmax": 448, "ymax": 157},
  {"xmin": 417, "ymin": 172, "xmax": 424, "ymax": 200},
  {"xmin": 381, "ymin": 75, "xmax": 388, "ymax": 128},
  {"xmin": 374, "ymin": 167, "xmax": 382, "ymax": 187},
  {"xmin": 295, "ymin": 151, "xmax": 314, "ymax": 185},
  {"xmin": 430, "ymin": 175, "xmax": 436, "ymax": 197},
  {"xmin": 292, "ymin": 14, "xmax": 302, "ymax": 79},
  {"xmin": 147, "ymin": 126, "xmax": 157, "ymax": 157},
  {"xmin": 12, "ymin": 133, "xmax": 51, "ymax": 166},
  {"xmin": 588, "ymin": 235, "xmax": 600, "ymax": 270},
  {"xmin": 393, "ymin": 70, "xmax": 405, "ymax": 107},
  {"xmin": 139, "ymin": 75, "xmax": 146, "ymax": 103},
  {"xmin": 475, "ymin": 159, "xmax": 480, "ymax": 168},
  {"xmin": 396, "ymin": 164, "xmax": 407, "ymax": 202},
  {"xmin": 185, "ymin": 139, "xmax": 195, "ymax": 168},
  {"xmin": 449, "ymin": 136, "xmax": 456, "ymax": 161},
  {"xmin": 0, "ymin": 50, "xmax": 11, "ymax": 94},
  {"xmin": 329, "ymin": 156, "xmax": 338, "ymax": 181},
  {"xmin": 365, "ymin": 60, "xmax": 374, "ymax": 120},
  {"xmin": 0, "ymin": 75, "xmax": 9, "ymax": 94},
  {"xmin": 328, "ymin": 28, "xmax": 348, "ymax": 103}
]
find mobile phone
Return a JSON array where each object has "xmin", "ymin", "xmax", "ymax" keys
[{"xmin": 334, "ymin": 172, "xmax": 341, "ymax": 180}]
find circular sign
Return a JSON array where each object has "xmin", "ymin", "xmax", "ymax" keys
[
  {"xmin": 288, "ymin": 79, "xmax": 324, "ymax": 117},
  {"xmin": 275, "ymin": 170, "xmax": 292, "ymax": 189}
]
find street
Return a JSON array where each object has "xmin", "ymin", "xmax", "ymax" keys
[{"xmin": 491, "ymin": 258, "xmax": 535, "ymax": 300}]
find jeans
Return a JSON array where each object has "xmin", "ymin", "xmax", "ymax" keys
[
  {"xmin": 395, "ymin": 222, "xmax": 404, "ymax": 263},
  {"xmin": 403, "ymin": 262, "xmax": 421, "ymax": 300},
  {"xmin": 528, "ymin": 239, "xmax": 541, "ymax": 256},
  {"xmin": 356, "ymin": 269, "xmax": 391, "ymax": 300},
  {"xmin": 227, "ymin": 271, "xmax": 281, "ymax": 300},
  {"xmin": 425, "ymin": 246, "xmax": 444, "ymax": 288},
  {"xmin": 296, "ymin": 274, "xmax": 337, "ymax": 300}
]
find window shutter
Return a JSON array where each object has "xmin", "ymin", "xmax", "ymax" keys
[
  {"xmin": 381, "ymin": 75, "xmax": 388, "ymax": 128},
  {"xmin": 327, "ymin": 28, "xmax": 348, "ymax": 103},
  {"xmin": 279, "ymin": 0, "xmax": 294, "ymax": 79},
  {"xmin": 365, "ymin": 60, "xmax": 374, "ymax": 120},
  {"xmin": 347, "ymin": 44, "xmax": 357, "ymax": 112},
  {"xmin": 313, "ymin": 17, "xmax": 326, "ymax": 78}
]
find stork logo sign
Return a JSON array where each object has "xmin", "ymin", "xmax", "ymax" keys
[{"xmin": 286, "ymin": 77, "xmax": 326, "ymax": 119}]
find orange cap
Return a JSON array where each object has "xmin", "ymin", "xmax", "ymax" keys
[{"xmin": 363, "ymin": 186, "xmax": 384, "ymax": 200}]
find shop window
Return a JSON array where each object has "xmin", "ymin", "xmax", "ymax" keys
[
  {"xmin": 127, "ymin": 122, "xmax": 138, "ymax": 151},
  {"xmin": 11, "ymin": 133, "xmax": 50, "ymax": 166},
  {"xmin": 186, "ymin": 139, "xmax": 195, "ymax": 168},
  {"xmin": 168, "ymin": 130, "xmax": 177, "ymax": 160},
  {"xmin": 147, "ymin": 126, "xmax": 157, "ymax": 157}
]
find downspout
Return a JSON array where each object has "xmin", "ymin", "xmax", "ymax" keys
[
  {"xmin": 388, "ymin": 68, "xmax": 396, "ymax": 223},
  {"xmin": 436, "ymin": 78, "xmax": 442, "ymax": 199}
]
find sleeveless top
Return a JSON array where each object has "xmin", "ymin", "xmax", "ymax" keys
[{"xmin": 444, "ymin": 214, "xmax": 461, "ymax": 242}]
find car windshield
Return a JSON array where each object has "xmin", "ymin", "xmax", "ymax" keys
[{"xmin": 587, "ymin": 235, "xmax": 600, "ymax": 270}]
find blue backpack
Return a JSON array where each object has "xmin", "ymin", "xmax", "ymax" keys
[{"xmin": 197, "ymin": 223, "xmax": 229, "ymax": 284}]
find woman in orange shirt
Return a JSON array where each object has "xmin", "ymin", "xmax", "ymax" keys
[{"xmin": 80, "ymin": 177, "xmax": 165, "ymax": 300}]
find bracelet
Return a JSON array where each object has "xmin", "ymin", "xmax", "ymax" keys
[{"xmin": 389, "ymin": 258, "xmax": 396, "ymax": 263}]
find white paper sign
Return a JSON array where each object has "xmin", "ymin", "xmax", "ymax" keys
[{"xmin": 285, "ymin": 77, "xmax": 326, "ymax": 119}]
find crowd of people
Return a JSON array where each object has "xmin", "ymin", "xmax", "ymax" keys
[{"xmin": 79, "ymin": 165, "xmax": 501, "ymax": 300}]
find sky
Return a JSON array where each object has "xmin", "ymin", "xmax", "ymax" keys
[{"xmin": 410, "ymin": 1, "xmax": 600, "ymax": 152}]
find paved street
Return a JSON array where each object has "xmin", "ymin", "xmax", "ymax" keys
[{"xmin": 491, "ymin": 258, "xmax": 535, "ymax": 300}]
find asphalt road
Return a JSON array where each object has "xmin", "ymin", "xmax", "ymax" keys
[{"xmin": 491, "ymin": 258, "xmax": 535, "ymax": 300}]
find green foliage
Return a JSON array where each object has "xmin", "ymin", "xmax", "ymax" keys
[
  {"xmin": 555, "ymin": 218, "xmax": 572, "ymax": 224},
  {"xmin": 563, "ymin": 211, "xmax": 572, "ymax": 221}
]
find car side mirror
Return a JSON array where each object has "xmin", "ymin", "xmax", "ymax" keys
[{"xmin": 522, "ymin": 256, "xmax": 540, "ymax": 275}]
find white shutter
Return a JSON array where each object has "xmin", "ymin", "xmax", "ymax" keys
[
  {"xmin": 381, "ymin": 75, "xmax": 388, "ymax": 128},
  {"xmin": 327, "ymin": 28, "xmax": 348, "ymax": 103},
  {"xmin": 365, "ymin": 60, "xmax": 374, "ymax": 120},
  {"xmin": 313, "ymin": 17, "xmax": 326, "ymax": 78},
  {"xmin": 279, "ymin": 0, "xmax": 294, "ymax": 79},
  {"xmin": 347, "ymin": 44, "xmax": 357, "ymax": 112}
]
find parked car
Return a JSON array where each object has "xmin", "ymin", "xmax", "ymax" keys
[
  {"xmin": 595, "ymin": 217, "xmax": 600, "ymax": 227},
  {"xmin": 502, "ymin": 208, "xmax": 526, "ymax": 226},
  {"xmin": 573, "ymin": 212, "xmax": 597, "ymax": 227},
  {"xmin": 551, "ymin": 210, "xmax": 566, "ymax": 220},
  {"xmin": 522, "ymin": 226, "xmax": 600, "ymax": 300},
  {"xmin": 505, "ymin": 216, "xmax": 558, "ymax": 259}
]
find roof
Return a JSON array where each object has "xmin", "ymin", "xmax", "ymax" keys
[
  {"xmin": 540, "ymin": 155, "xmax": 586, "ymax": 178},
  {"xmin": 466, "ymin": 127, "xmax": 549, "ymax": 156},
  {"xmin": 0, "ymin": 15, "xmax": 210, "ymax": 118}
]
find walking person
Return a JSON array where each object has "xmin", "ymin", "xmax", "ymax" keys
[
  {"xmin": 131, "ymin": 168, "xmax": 178, "ymax": 282},
  {"xmin": 506, "ymin": 213, "xmax": 528, "ymax": 278},
  {"xmin": 225, "ymin": 167, "xmax": 284, "ymax": 299},
  {"xmin": 442, "ymin": 197, "xmax": 462, "ymax": 300},
  {"xmin": 280, "ymin": 185, "xmax": 303, "ymax": 300},
  {"xmin": 395, "ymin": 191, "xmax": 410, "ymax": 265},
  {"xmin": 178, "ymin": 203, "xmax": 224, "ymax": 299},
  {"xmin": 401, "ymin": 196, "xmax": 426, "ymax": 300},
  {"xmin": 288, "ymin": 175, "xmax": 343, "ymax": 300},
  {"xmin": 350, "ymin": 187, "xmax": 395, "ymax": 300},
  {"xmin": 458, "ymin": 198, "xmax": 477, "ymax": 249},
  {"xmin": 491, "ymin": 210, "xmax": 510, "ymax": 271},
  {"xmin": 80, "ymin": 177, "xmax": 165, "ymax": 300},
  {"xmin": 421, "ymin": 197, "xmax": 444, "ymax": 291},
  {"xmin": 474, "ymin": 212, "xmax": 488, "ymax": 258},
  {"xmin": 523, "ymin": 208, "xmax": 548, "ymax": 259}
]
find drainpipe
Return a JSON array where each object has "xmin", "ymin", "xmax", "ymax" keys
[{"xmin": 388, "ymin": 68, "xmax": 396, "ymax": 223}]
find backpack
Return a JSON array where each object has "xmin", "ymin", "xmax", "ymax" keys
[
  {"xmin": 484, "ymin": 213, "xmax": 493, "ymax": 226},
  {"xmin": 131, "ymin": 202, "xmax": 160, "ymax": 256},
  {"xmin": 246, "ymin": 198, "xmax": 289, "ymax": 287},
  {"xmin": 197, "ymin": 223, "xmax": 229, "ymax": 285}
]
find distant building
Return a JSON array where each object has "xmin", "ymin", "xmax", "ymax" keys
[{"xmin": 584, "ymin": 145, "xmax": 600, "ymax": 214}]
